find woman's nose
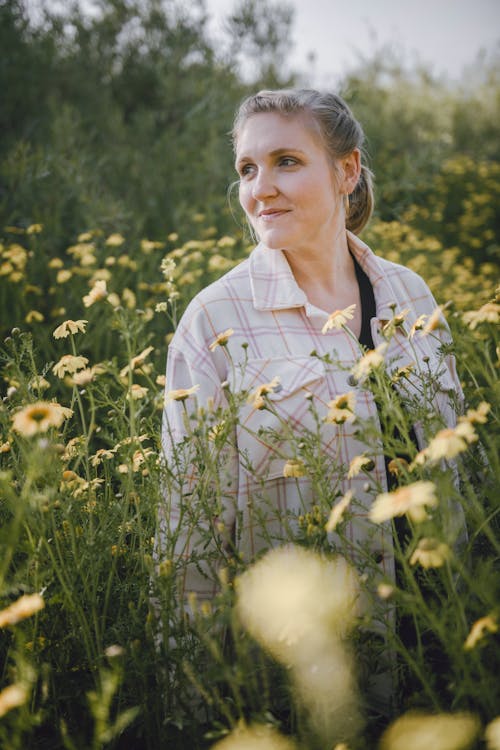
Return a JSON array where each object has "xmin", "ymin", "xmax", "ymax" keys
[{"xmin": 252, "ymin": 169, "xmax": 278, "ymax": 201}]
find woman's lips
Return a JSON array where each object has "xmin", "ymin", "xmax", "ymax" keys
[{"xmin": 258, "ymin": 209, "xmax": 290, "ymax": 220}]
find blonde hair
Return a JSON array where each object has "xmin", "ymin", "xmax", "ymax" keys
[{"xmin": 232, "ymin": 88, "xmax": 374, "ymax": 234}]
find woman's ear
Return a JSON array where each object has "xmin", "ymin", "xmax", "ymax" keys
[{"xmin": 340, "ymin": 148, "xmax": 362, "ymax": 194}]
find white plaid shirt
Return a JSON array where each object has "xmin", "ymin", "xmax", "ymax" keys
[{"xmin": 159, "ymin": 231, "xmax": 461, "ymax": 598}]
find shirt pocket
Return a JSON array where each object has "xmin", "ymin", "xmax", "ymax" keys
[{"xmin": 235, "ymin": 356, "xmax": 331, "ymax": 481}]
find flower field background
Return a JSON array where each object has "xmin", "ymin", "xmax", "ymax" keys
[{"xmin": 1, "ymin": 1, "xmax": 499, "ymax": 748}]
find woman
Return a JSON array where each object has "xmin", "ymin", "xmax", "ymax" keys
[{"xmin": 157, "ymin": 89, "xmax": 461, "ymax": 611}]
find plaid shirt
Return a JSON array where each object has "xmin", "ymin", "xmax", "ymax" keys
[{"xmin": 159, "ymin": 231, "xmax": 461, "ymax": 598}]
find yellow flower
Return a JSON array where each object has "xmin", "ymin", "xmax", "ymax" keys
[
  {"xmin": 77, "ymin": 231, "xmax": 94, "ymax": 242},
  {"xmin": 0, "ymin": 593, "xmax": 45, "ymax": 627},
  {"xmin": 410, "ymin": 538, "xmax": 451, "ymax": 568},
  {"xmin": 421, "ymin": 304, "xmax": 449, "ymax": 336},
  {"xmin": 53, "ymin": 319, "xmax": 88, "ymax": 339},
  {"xmin": 209, "ymin": 328, "xmax": 234, "ymax": 351},
  {"xmin": 83, "ymin": 280, "xmax": 107, "ymax": 307},
  {"xmin": 71, "ymin": 367, "xmax": 97, "ymax": 385},
  {"xmin": 413, "ymin": 422, "xmax": 478, "ymax": 465},
  {"xmin": 26, "ymin": 223, "xmax": 43, "ymax": 234},
  {"xmin": 379, "ymin": 711, "xmax": 480, "ymax": 750},
  {"xmin": 347, "ymin": 454, "xmax": 374, "ymax": 478},
  {"xmin": 0, "ymin": 684, "xmax": 28, "ymax": 718},
  {"xmin": 30, "ymin": 375, "xmax": 50, "ymax": 392},
  {"xmin": 463, "ymin": 302, "xmax": 500, "ymax": 329},
  {"xmin": 105, "ymin": 232, "xmax": 125, "ymax": 247},
  {"xmin": 248, "ymin": 376, "xmax": 281, "ymax": 410},
  {"xmin": 52, "ymin": 355, "xmax": 89, "ymax": 378},
  {"xmin": 128, "ymin": 384, "xmax": 149, "ymax": 400},
  {"xmin": 325, "ymin": 491, "xmax": 353, "ymax": 532},
  {"xmin": 408, "ymin": 314, "xmax": 428, "ymax": 338},
  {"xmin": 12, "ymin": 401, "xmax": 73, "ymax": 436},
  {"xmin": 381, "ymin": 308, "xmax": 410, "ymax": 338},
  {"xmin": 156, "ymin": 374, "xmax": 166, "ymax": 387},
  {"xmin": 459, "ymin": 401, "xmax": 491, "ymax": 425},
  {"xmin": 485, "ymin": 717, "xmax": 500, "ymax": 750},
  {"xmin": 351, "ymin": 343, "xmax": 387, "ymax": 382},
  {"xmin": 56, "ymin": 269, "xmax": 72, "ymax": 283},
  {"xmin": 377, "ymin": 583, "xmax": 395, "ymax": 600},
  {"xmin": 25, "ymin": 310, "xmax": 44, "ymax": 323},
  {"xmin": 210, "ymin": 722, "xmax": 298, "ymax": 749},
  {"xmin": 387, "ymin": 457, "xmax": 409, "ymax": 477},
  {"xmin": 463, "ymin": 614, "xmax": 498, "ymax": 651},
  {"xmin": 119, "ymin": 346, "xmax": 155, "ymax": 379},
  {"xmin": 0, "ymin": 441, "xmax": 11, "ymax": 453},
  {"xmin": 122, "ymin": 287, "xmax": 136, "ymax": 309},
  {"xmin": 325, "ymin": 391, "xmax": 356, "ymax": 424},
  {"xmin": 282, "ymin": 458, "xmax": 306, "ymax": 478},
  {"xmin": 140, "ymin": 239, "xmax": 164, "ymax": 254},
  {"xmin": 165, "ymin": 384, "xmax": 200, "ymax": 403},
  {"xmin": 369, "ymin": 481, "xmax": 437, "ymax": 524},
  {"xmin": 321, "ymin": 304, "xmax": 356, "ymax": 334}
]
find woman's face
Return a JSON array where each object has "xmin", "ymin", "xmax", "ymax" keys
[{"xmin": 235, "ymin": 112, "xmax": 348, "ymax": 254}]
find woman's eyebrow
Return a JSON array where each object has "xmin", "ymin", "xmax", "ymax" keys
[{"xmin": 235, "ymin": 147, "xmax": 307, "ymax": 167}]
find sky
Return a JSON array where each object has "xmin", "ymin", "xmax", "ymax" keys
[{"xmin": 206, "ymin": 0, "xmax": 500, "ymax": 84}]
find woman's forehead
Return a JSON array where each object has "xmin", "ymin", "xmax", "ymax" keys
[{"xmin": 235, "ymin": 111, "xmax": 323, "ymax": 158}]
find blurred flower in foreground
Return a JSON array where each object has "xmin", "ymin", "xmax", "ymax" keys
[
  {"xmin": 12, "ymin": 401, "xmax": 73, "ymax": 437},
  {"xmin": 463, "ymin": 614, "xmax": 498, "ymax": 651},
  {"xmin": 0, "ymin": 593, "xmax": 45, "ymax": 627},
  {"xmin": 322, "ymin": 304, "xmax": 356, "ymax": 333},
  {"xmin": 378, "ymin": 711, "xmax": 480, "ymax": 750},
  {"xmin": 210, "ymin": 721, "xmax": 297, "ymax": 749},
  {"xmin": 412, "ymin": 422, "xmax": 477, "ymax": 466},
  {"xmin": 53, "ymin": 319, "xmax": 88, "ymax": 339},
  {"xmin": 351, "ymin": 343, "xmax": 387, "ymax": 383},
  {"xmin": 410, "ymin": 538, "xmax": 451, "ymax": 569},
  {"xmin": 83, "ymin": 280, "xmax": 108, "ymax": 307},
  {"xmin": 236, "ymin": 546, "xmax": 359, "ymax": 660},
  {"xmin": 325, "ymin": 491, "xmax": 353, "ymax": 532},
  {"xmin": 282, "ymin": 458, "xmax": 306, "ymax": 478},
  {"xmin": 325, "ymin": 392, "xmax": 356, "ymax": 424},
  {"xmin": 459, "ymin": 401, "xmax": 490, "ymax": 425},
  {"xmin": 165, "ymin": 384, "xmax": 200, "ymax": 404},
  {"xmin": 370, "ymin": 481, "xmax": 437, "ymax": 523},
  {"xmin": 347, "ymin": 454, "xmax": 374, "ymax": 478},
  {"xmin": 0, "ymin": 684, "xmax": 28, "ymax": 718},
  {"xmin": 485, "ymin": 717, "xmax": 500, "ymax": 750},
  {"xmin": 462, "ymin": 301, "xmax": 499, "ymax": 329}
]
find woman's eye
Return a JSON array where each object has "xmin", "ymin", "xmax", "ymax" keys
[
  {"xmin": 239, "ymin": 164, "xmax": 255, "ymax": 177},
  {"xmin": 279, "ymin": 157, "xmax": 297, "ymax": 167}
]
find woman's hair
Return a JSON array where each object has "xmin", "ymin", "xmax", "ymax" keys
[{"xmin": 232, "ymin": 88, "xmax": 374, "ymax": 235}]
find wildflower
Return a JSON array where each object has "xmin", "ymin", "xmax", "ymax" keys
[
  {"xmin": 26, "ymin": 223, "xmax": 43, "ymax": 234},
  {"xmin": 347, "ymin": 454, "xmax": 373, "ymax": 478},
  {"xmin": 351, "ymin": 343, "xmax": 387, "ymax": 382},
  {"xmin": 235, "ymin": 545, "xmax": 359, "ymax": 662},
  {"xmin": 107, "ymin": 292, "xmax": 121, "ymax": 308},
  {"xmin": 0, "ymin": 442, "xmax": 11, "ymax": 453},
  {"xmin": 410, "ymin": 538, "xmax": 451, "ymax": 569},
  {"xmin": 248, "ymin": 376, "xmax": 281, "ymax": 410},
  {"xmin": 83, "ymin": 280, "xmax": 107, "ymax": 307},
  {"xmin": 90, "ymin": 448, "xmax": 116, "ymax": 467},
  {"xmin": 120, "ymin": 346, "xmax": 154, "ymax": 379},
  {"xmin": 167, "ymin": 232, "xmax": 178, "ymax": 242},
  {"xmin": 52, "ymin": 355, "xmax": 89, "ymax": 378},
  {"xmin": 0, "ymin": 684, "xmax": 28, "ymax": 718},
  {"xmin": 462, "ymin": 302, "xmax": 500, "ymax": 329},
  {"xmin": 381, "ymin": 308, "xmax": 410, "ymax": 338},
  {"xmin": 409, "ymin": 314, "xmax": 428, "ymax": 338},
  {"xmin": 156, "ymin": 374, "xmax": 166, "ymax": 387},
  {"xmin": 324, "ymin": 391, "xmax": 356, "ymax": 425},
  {"xmin": 155, "ymin": 302, "xmax": 168, "ymax": 313},
  {"xmin": 25, "ymin": 310, "xmax": 44, "ymax": 323},
  {"xmin": 210, "ymin": 721, "xmax": 298, "ymax": 749},
  {"xmin": 209, "ymin": 328, "xmax": 234, "ymax": 351},
  {"xmin": 165, "ymin": 384, "xmax": 200, "ymax": 404},
  {"xmin": 459, "ymin": 401, "xmax": 491, "ymax": 425},
  {"xmin": 387, "ymin": 457, "xmax": 409, "ymax": 477},
  {"xmin": 122, "ymin": 287, "xmax": 136, "ymax": 309},
  {"xmin": 0, "ymin": 593, "xmax": 45, "ymax": 627},
  {"xmin": 105, "ymin": 233, "xmax": 125, "ymax": 247},
  {"xmin": 77, "ymin": 231, "xmax": 93, "ymax": 242},
  {"xmin": 485, "ymin": 717, "xmax": 500, "ymax": 750},
  {"xmin": 56, "ymin": 269, "xmax": 72, "ymax": 283},
  {"xmin": 71, "ymin": 367, "xmax": 97, "ymax": 386},
  {"xmin": 283, "ymin": 458, "xmax": 306, "ymax": 478},
  {"xmin": 128, "ymin": 384, "xmax": 149, "ymax": 400},
  {"xmin": 391, "ymin": 363, "xmax": 415, "ymax": 382},
  {"xmin": 141, "ymin": 239, "xmax": 164, "ymax": 254},
  {"xmin": 413, "ymin": 422, "xmax": 478, "ymax": 465},
  {"xmin": 30, "ymin": 375, "xmax": 50, "ymax": 392},
  {"xmin": 325, "ymin": 491, "xmax": 353, "ymax": 532},
  {"xmin": 379, "ymin": 711, "xmax": 480, "ymax": 750},
  {"xmin": 322, "ymin": 304, "xmax": 356, "ymax": 334},
  {"xmin": 369, "ymin": 481, "xmax": 437, "ymax": 524},
  {"xmin": 160, "ymin": 257, "xmax": 176, "ymax": 279},
  {"xmin": 53, "ymin": 319, "xmax": 87, "ymax": 339},
  {"xmin": 377, "ymin": 583, "xmax": 395, "ymax": 599},
  {"xmin": 421, "ymin": 305, "xmax": 448, "ymax": 336},
  {"xmin": 463, "ymin": 615, "xmax": 498, "ymax": 651},
  {"xmin": 12, "ymin": 401, "xmax": 73, "ymax": 437}
]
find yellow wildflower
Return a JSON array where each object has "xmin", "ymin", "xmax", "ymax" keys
[
  {"xmin": 409, "ymin": 314, "xmax": 428, "ymax": 338},
  {"xmin": 248, "ymin": 376, "xmax": 281, "ymax": 410},
  {"xmin": 413, "ymin": 422, "xmax": 478, "ymax": 465},
  {"xmin": 347, "ymin": 454, "xmax": 373, "ymax": 478},
  {"xmin": 421, "ymin": 304, "xmax": 448, "ymax": 336},
  {"xmin": 325, "ymin": 491, "xmax": 353, "ymax": 532},
  {"xmin": 459, "ymin": 401, "xmax": 491, "ymax": 425},
  {"xmin": 463, "ymin": 614, "xmax": 498, "ymax": 651},
  {"xmin": 53, "ymin": 319, "xmax": 88, "ymax": 339},
  {"xmin": 463, "ymin": 302, "xmax": 500, "ymax": 330},
  {"xmin": 321, "ymin": 304, "xmax": 356, "ymax": 334},
  {"xmin": 351, "ymin": 343, "xmax": 387, "ymax": 382},
  {"xmin": 52, "ymin": 355, "xmax": 89, "ymax": 378},
  {"xmin": 12, "ymin": 401, "xmax": 73, "ymax": 436},
  {"xmin": 325, "ymin": 391, "xmax": 356, "ymax": 424},
  {"xmin": 377, "ymin": 583, "xmax": 395, "ymax": 600},
  {"xmin": 410, "ymin": 538, "xmax": 451, "ymax": 569},
  {"xmin": 381, "ymin": 308, "xmax": 410, "ymax": 338},
  {"xmin": 0, "ymin": 442, "xmax": 11, "ymax": 453},
  {"xmin": 370, "ymin": 481, "xmax": 437, "ymax": 524},
  {"xmin": 208, "ymin": 328, "xmax": 234, "ymax": 351},
  {"xmin": 387, "ymin": 457, "xmax": 409, "ymax": 477},
  {"xmin": 128, "ymin": 384, "xmax": 149, "ymax": 400},
  {"xmin": 122, "ymin": 287, "xmax": 136, "ymax": 309},
  {"xmin": 156, "ymin": 374, "xmax": 166, "ymax": 387},
  {"xmin": 0, "ymin": 593, "xmax": 45, "ymax": 627},
  {"xmin": 140, "ymin": 239, "xmax": 164, "ymax": 254},
  {"xmin": 56, "ymin": 269, "xmax": 72, "ymax": 284},
  {"xmin": 210, "ymin": 721, "xmax": 298, "ymax": 749},
  {"xmin": 282, "ymin": 458, "xmax": 306, "ymax": 478},
  {"xmin": 25, "ymin": 310, "xmax": 44, "ymax": 323},
  {"xmin": 119, "ymin": 346, "xmax": 154, "ymax": 379},
  {"xmin": 71, "ymin": 367, "xmax": 97, "ymax": 386},
  {"xmin": 30, "ymin": 375, "xmax": 50, "ymax": 392},
  {"xmin": 379, "ymin": 711, "xmax": 480, "ymax": 750},
  {"xmin": 485, "ymin": 717, "xmax": 500, "ymax": 750},
  {"xmin": 77, "ymin": 231, "xmax": 94, "ymax": 242},
  {"xmin": 0, "ymin": 684, "xmax": 28, "ymax": 718},
  {"xmin": 83, "ymin": 280, "xmax": 107, "ymax": 307},
  {"xmin": 165, "ymin": 384, "xmax": 200, "ymax": 404},
  {"xmin": 26, "ymin": 223, "xmax": 43, "ymax": 234},
  {"xmin": 105, "ymin": 233, "xmax": 125, "ymax": 247}
]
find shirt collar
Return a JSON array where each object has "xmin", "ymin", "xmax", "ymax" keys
[{"xmin": 249, "ymin": 230, "xmax": 398, "ymax": 319}]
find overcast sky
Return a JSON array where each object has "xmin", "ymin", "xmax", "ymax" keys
[{"xmin": 207, "ymin": 0, "xmax": 500, "ymax": 84}]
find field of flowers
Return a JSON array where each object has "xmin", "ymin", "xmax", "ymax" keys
[{"xmin": 0, "ymin": 184, "xmax": 499, "ymax": 750}]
